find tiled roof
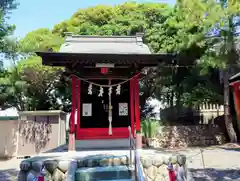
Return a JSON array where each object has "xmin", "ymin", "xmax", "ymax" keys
[{"xmin": 59, "ymin": 33, "xmax": 151, "ymax": 54}]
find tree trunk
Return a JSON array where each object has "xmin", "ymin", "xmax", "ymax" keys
[
  {"xmin": 170, "ymin": 90, "xmax": 174, "ymax": 107},
  {"xmin": 223, "ymin": 69, "xmax": 237, "ymax": 143}
]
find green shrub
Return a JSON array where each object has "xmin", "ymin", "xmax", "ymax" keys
[{"xmin": 141, "ymin": 119, "xmax": 159, "ymax": 138}]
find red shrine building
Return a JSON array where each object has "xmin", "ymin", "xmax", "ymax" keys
[{"xmin": 37, "ymin": 33, "xmax": 175, "ymax": 150}]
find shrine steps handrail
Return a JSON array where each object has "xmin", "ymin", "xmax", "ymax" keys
[{"xmin": 128, "ymin": 126, "xmax": 146, "ymax": 181}]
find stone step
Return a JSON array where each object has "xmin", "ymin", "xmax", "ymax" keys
[
  {"xmin": 77, "ymin": 154, "xmax": 130, "ymax": 168},
  {"xmin": 75, "ymin": 165, "xmax": 134, "ymax": 181},
  {"xmin": 76, "ymin": 139, "xmax": 130, "ymax": 149}
]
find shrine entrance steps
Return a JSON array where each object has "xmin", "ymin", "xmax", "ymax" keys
[
  {"xmin": 17, "ymin": 152, "xmax": 135, "ymax": 181},
  {"xmin": 75, "ymin": 138, "xmax": 130, "ymax": 149},
  {"xmin": 75, "ymin": 154, "xmax": 135, "ymax": 181}
]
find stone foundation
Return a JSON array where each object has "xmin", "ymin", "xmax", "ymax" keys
[
  {"xmin": 17, "ymin": 153, "xmax": 188, "ymax": 181},
  {"xmin": 148, "ymin": 125, "xmax": 226, "ymax": 148},
  {"xmin": 17, "ymin": 157, "xmax": 77, "ymax": 181},
  {"xmin": 141, "ymin": 153, "xmax": 188, "ymax": 180},
  {"xmin": 17, "ymin": 154, "xmax": 132, "ymax": 181}
]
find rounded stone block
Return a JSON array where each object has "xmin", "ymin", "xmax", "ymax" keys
[
  {"xmin": 87, "ymin": 158, "xmax": 99, "ymax": 167},
  {"xmin": 156, "ymin": 165, "xmax": 169, "ymax": 179},
  {"xmin": 77, "ymin": 154, "xmax": 110, "ymax": 168},
  {"xmin": 141, "ymin": 153, "xmax": 187, "ymax": 166},
  {"xmin": 44, "ymin": 159, "xmax": 59, "ymax": 174},
  {"xmin": 51, "ymin": 168, "xmax": 65, "ymax": 181},
  {"xmin": 176, "ymin": 165, "xmax": 187, "ymax": 180},
  {"xmin": 141, "ymin": 153, "xmax": 188, "ymax": 181},
  {"xmin": 75, "ymin": 169, "xmax": 90, "ymax": 181},
  {"xmin": 65, "ymin": 160, "xmax": 77, "ymax": 181},
  {"xmin": 162, "ymin": 155, "xmax": 170, "ymax": 165},
  {"xmin": 99, "ymin": 157, "xmax": 112, "ymax": 167},
  {"xmin": 120, "ymin": 156, "xmax": 130, "ymax": 165},
  {"xmin": 152, "ymin": 157, "xmax": 163, "ymax": 167},
  {"xmin": 41, "ymin": 167, "xmax": 51, "ymax": 180},
  {"xmin": 112, "ymin": 157, "xmax": 121, "ymax": 166},
  {"xmin": 141, "ymin": 157, "xmax": 153, "ymax": 168},
  {"xmin": 177, "ymin": 155, "xmax": 186, "ymax": 166},
  {"xmin": 20, "ymin": 161, "xmax": 31, "ymax": 171},
  {"xmin": 32, "ymin": 160, "xmax": 44, "ymax": 172},
  {"xmin": 77, "ymin": 159, "xmax": 87, "ymax": 168},
  {"xmin": 144, "ymin": 165, "xmax": 158, "ymax": 179},
  {"xmin": 77, "ymin": 154, "xmax": 130, "ymax": 168},
  {"xmin": 169, "ymin": 155, "xmax": 178, "ymax": 164},
  {"xmin": 26, "ymin": 170, "xmax": 41, "ymax": 181},
  {"xmin": 58, "ymin": 159, "xmax": 76, "ymax": 173},
  {"xmin": 17, "ymin": 170, "xmax": 28, "ymax": 181}
]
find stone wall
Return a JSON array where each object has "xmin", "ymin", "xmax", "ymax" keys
[
  {"xmin": 18, "ymin": 154, "xmax": 132, "ymax": 181},
  {"xmin": 141, "ymin": 153, "xmax": 188, "ymax": 181},
  {"xmin": 148, "ymin": 125, "xmax": 226, "ymax": 148}
]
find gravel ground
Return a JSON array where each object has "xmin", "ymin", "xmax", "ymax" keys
[{"xmin": 0, "ymin": 145, "xmax": 239, "ymax": 181}]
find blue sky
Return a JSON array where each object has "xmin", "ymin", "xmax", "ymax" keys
[{"xmin": 9, "ymin": 0, "xmax": 175, "ymax": 38}]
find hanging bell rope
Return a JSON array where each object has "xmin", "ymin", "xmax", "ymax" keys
[
  {"xmin": 108, "ymin": 116, "xmax": 112, "ymax": 135},
  {"xmin": 108, "ymin": 80, "xmax": 112, "ymax": 135}
]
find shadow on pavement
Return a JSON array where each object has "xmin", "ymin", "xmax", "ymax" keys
[
  {"xmin": 0, "ymin": 168, "xmax": 18, "ymax": 181},
  {"xmin": 190, "ymin": 168, "xmax": 240, "ymax": 181},
  {"xmin": 217, "ymin": 143, "xmax": 240, "ymax": 152},
  {"xmin": 218, "ymin": 147, "xmax": 240, "ymax": 152},
  {"xmin": 43, "ymin": 144, "xmax": 67, "ymax": 153}
]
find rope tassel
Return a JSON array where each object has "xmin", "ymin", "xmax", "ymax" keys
[{"xmin": 108, "ymin": 116, "xmax": 112, "ymax": 135}]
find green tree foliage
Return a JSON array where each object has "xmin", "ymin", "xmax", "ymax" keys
[
  {"xmin": 0, "ymin": 66, "xmax": 28, "ymax": 110},
  {"xmin": 0, "ymin": 0, "xmax": 18, "ymax": 16},
  {"xmin": 0, "ymin": 56, "xmax": 63, "ymax": 110},
  {"xmin": 153, "ymin": 2, "xmax": 222, "ymax": 107},
  {"xmin": 2, "ymin": 1, "xmax": 239, "ymax": 126},
  {"xmin": 20, "ymin": 28, "xmax": 63, "ymax": 53},
  {"xmin": 53, "ymin": 3, "xmax": 172, "ymax": 37},
  {"xmin": 0, "ymin": 0, "xmax": 20, "ymax": 109},
  {"xmin": 13, "ymin": 2, "xmax": 174, "ymax": 112},
  {"xmin": 17, "ymin": 56, "xmax": 63, "ymax": 110},
  {"xmin": 0, "ymin": 0, "xmax": 18, "ymax": 53},
  {"xmin": 176, "ymin": 0, "xmax": 240, "ymax": 142}
]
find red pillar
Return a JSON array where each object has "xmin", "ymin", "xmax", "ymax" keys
[
  {"xmin": 76, "ymin": 78, "xmax": 81, "ymax": 140},
  {"xmin": 134, "ymin": 75, "xmax": 142, "ymax": 149},
  {"xmin": 231, "ymin": 82, "xmax": 240, "ymax": 139},
  {"xmin": 134, "ymin": 75, "xmax": 141, "ymax": 132},
  {"xmin": 232, "ymin": 82, "xmax": 240, "ymax": 122},
  {"xmin": 130, "ymin": 78, "xmax": 135, "ymax": 136},
  {"xmin": 69, "ymin": 75, "xmax": 76, "ymax": 151}
]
